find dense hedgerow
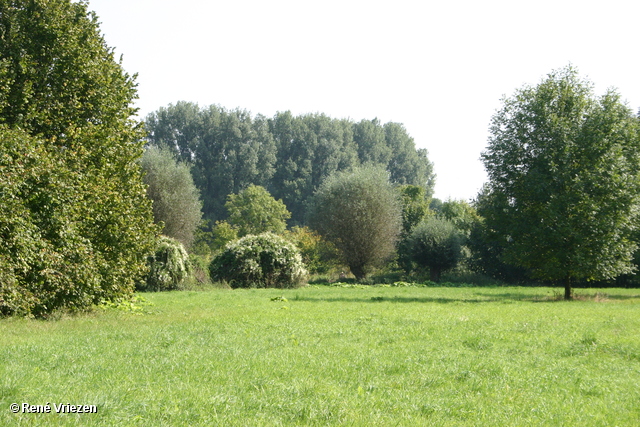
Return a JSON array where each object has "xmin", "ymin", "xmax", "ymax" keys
[
  {"xmin": 139, "ymin": 236, "xmax": 191, "ymax": 292},
  {"xmin": 209, "ymin": 233, "xmax": 308, "ymax": 288}
]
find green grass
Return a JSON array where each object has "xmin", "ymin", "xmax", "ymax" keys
[{"xmin": 1, "ymin": 286, "xmax": 639, "ymax": 426}]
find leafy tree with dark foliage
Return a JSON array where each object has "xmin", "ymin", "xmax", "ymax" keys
[
  {"xmin": 480, "ymin": 66, "xmax": 640, "ymax": 299},
  {"xmin": 405, "ymin": 217, "xmax": 463, "ymax": 282},
  {"xmin": 0, "ymin": 0, "xmax": 157, "ymax": 316}
]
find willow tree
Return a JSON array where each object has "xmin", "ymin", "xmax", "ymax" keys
[
  {"xmin": 480, "ymin": 66, "xmax": 640, "ymax": 299},
  {"xmin": 307, "ymin": 165, "xmax": 402, "ymax": 280}
]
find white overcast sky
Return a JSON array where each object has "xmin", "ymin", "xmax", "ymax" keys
[{"xmin": 87, "ymin": 0, "xmax": 640, "ymax": 202}]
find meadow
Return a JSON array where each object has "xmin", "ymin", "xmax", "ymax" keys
[{"xmin": 1, "ymin": 285, "xmax": 639, "ymax": 426}]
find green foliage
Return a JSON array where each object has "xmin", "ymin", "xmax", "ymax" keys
[
  {"xmin": 225, "ymin": 185, "xmax": 291, "ymax": 237},
  {"xmin": 269, "ymin": 112, "xmax": 360, "ymax": 225},
  {"xmin": 398, "ymin": 184, "xmax": 431, "ymax": 237},
  {"xmin": 140, "ymin": 146, "xmax": 203, "ymax": 249},
  {"xmin": 209, "ymin": 233, "xmax": 308, "ymax": 288},
  {"xmin": 404, "ymin": 217, "xmax": 464, "ymax": 281},
  {"xmin": 145, "ymin": 104, "xmax": 436, "ymax": 226},
  {"xmin": 383, "ymin": 122, "xmax": 435, "ymax": 192},
  {"xmin": 1, "ymin": 129, "xmax": 92, "ymax": 316},
  {"xmin": 467, "ymin": 190, "xmax": 533, "ymax": 284},
  {"xmin": 139, "ymin": 236, "xmax": 191, "ymax": 292},
  {"xmin": 209, "ymin": 220, "xmax": 239, "ymax": 253},
  {"xmin": 145, "ymin": 102, "xmax": 277, "ymax": 223},
  {"xmin": 283, "ymin": 226, "xmax": 341, "ymax": 274},
  {"xmin": 480, "ymin": 66, "xmax": 640, "ymax": 298},
  {"xmin": 0, "ymin": 0, "xmax": 138, "ymax": 138},
  {"xmin": 307, "ymin": 165, "xmax": 402, "ymax": 280},
  {"xmin": 396, "ymin": 185, "xmax": 432, "ymax": 274},
  {"xmin": 437, "ymin": 199, "xmax": 480, "ymax": 237},
  {"xmin": 0, "ymin": 0, "xmax": 159, "ymax": 316}
]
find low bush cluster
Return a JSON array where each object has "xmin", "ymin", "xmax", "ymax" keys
[
  {"xmin": 209, "ymin": 233, "xmax": 308, "ymax": 288},
  {"xmin": 138, "ymin": 236, "xmax": 191, "ymax": 292}
]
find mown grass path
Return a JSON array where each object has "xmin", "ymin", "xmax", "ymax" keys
[{"xmin": 1, "ymin": 286, "xmax": 639, "ymax": 426}]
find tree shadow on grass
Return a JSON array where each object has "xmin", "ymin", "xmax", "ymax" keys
[
  {"xmin": 295, "ymin": 290, "xmax": 640, "ymax": 304},
  {"xmin": 295, "ymin": 287, "xmax": 640, "ymax": 304},
  {"xmin": 295, "ymin": 295, "xmax": 510, "ymax": 304}
]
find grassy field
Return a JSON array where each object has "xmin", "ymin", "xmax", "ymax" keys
[{"xmin": 1, "ymin": 285, "xmax": 639, "ymax": 426}]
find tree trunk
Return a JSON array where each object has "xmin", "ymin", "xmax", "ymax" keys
[
  {"xmin": 350, "ymin": 264, "xmax": 367, "ymax": 282},
  {"xmin": 564, "ymin": 278, "xmax": 573, "ymax": 300},
  {"xmin": 430, "ymin": 268, "xmax": 441, "ymax": 282}
]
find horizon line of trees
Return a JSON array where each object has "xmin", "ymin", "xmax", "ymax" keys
[{"xmin": 144, "ymin": 101, "xmax": 435, "ymax": 226}]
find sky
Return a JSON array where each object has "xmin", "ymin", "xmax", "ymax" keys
[{"xmin": 87, "ymin": 0, "xmax": 640, "ymax": 202}]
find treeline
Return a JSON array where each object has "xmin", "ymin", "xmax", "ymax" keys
[{"xmin": 144, "ymin": 102, "xmax": 435, "ymax": 225}]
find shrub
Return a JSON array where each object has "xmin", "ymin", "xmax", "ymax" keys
[
  {"xmin": 209, "ymin": 233, "xmax": 308, "ymax": 288},
  {"xmin": 283, "ymin": 226, "xmax": 341, "ymax": 274},
  {"xmin": 139, "ymin": 236, "xmax": 191, "ymax": 292},
  {"xmin": 404, "ymin": 217, "xmax": 463, "ymax": 282}
]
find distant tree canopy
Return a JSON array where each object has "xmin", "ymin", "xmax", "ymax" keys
[
  {"xmin": 145, "ymin": 102, "xmax": 435, "ymax": 225},
  {"xmin": 144, "ymin": 102, "xmax": 276, "ymax": 225}
]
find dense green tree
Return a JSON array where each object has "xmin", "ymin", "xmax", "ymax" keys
[
  {"xmin": 384, "ymin": 122, "xmax": 435, "ymax": 194},
  {"xmin": 0, "ymin": 0, "xmax": 157, "ymax": 316},
  {"xmin": 438, "ymin": 199, "xmax": 480, "ymax": 237},
  {"xmin": 140, "ymin": 146, "xmax": 202, "ymax": 249},
  {"xmin": 480, "ymin": 66, "xmax": 640, "ymax": 299},
  {"xmin": 405, "ymin": 217, "xmax": 463, "ymax": 282},
  {"xmin": 467, "ymin": 189, "xmax": 533, "ymax": 284},
  {"xmin": 307, "ymin": 165, "xmax": 402, "ymax": 280},
  {"xmin": 396, "ymin": 185, "xmax": 432, "ymax": 273},
  {"xmin": 145, "ymin": 103, "xmax": 277, "ymax": 222},
  {"xmin": 353, "ymin": 118, "xmax": 391, "ymax": 165},
  {"xmin": 269, "ymin": 112, "xmax": 359, "ymax": 224},
  {"xmin": 225, "ymin": 185, "xmax": 291, "ymax": 237},
  {"xmin": 398, "ymin": 185, "xmax": 431, "ymax": 237}
]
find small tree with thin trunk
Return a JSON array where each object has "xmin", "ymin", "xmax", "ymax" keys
[{"xmin": 406, "ymin": 217, "xmax": 463, "ymax": 282}]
